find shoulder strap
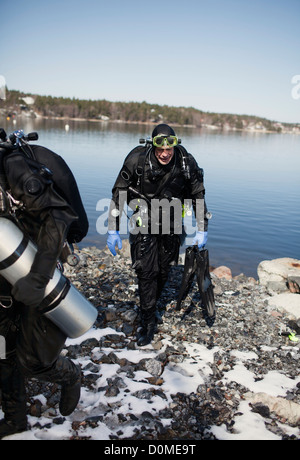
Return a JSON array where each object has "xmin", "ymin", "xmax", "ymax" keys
[
  {"xmin": 136, "ymin": 148, "xmax": 147, "ymax": 190},
  {"xmin": 177, "ymin": 145, "xmax": 191, "ymax": 180},
  {"xmin": 119, "ymin": 146, "xmax": 147, "ymax": 190},
  {"xmin": 0, "ymin": 144, "xmax": 15, "ymax": 190}
]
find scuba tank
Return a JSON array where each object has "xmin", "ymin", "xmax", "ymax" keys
[{"xmin": 0, "ymin": 215, "xmax": 97, "ymax": 339}]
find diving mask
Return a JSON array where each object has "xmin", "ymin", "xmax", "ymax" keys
[{"xmin": 152, "ymin": 135, "xmax": 178, "ymax": 148}]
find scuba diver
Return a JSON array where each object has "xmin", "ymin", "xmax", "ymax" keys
[
  {"xmin": 0, "ymin": 128, "xmax": 89, "ymax": 439},
  {"xmin": 107, "ymin": 123, "xmax": 210, "ymax": 346}
]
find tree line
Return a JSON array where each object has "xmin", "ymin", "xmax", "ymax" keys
[{"xmin": 1, "ymin": 89, "xmax": 296, "ymax": 131}]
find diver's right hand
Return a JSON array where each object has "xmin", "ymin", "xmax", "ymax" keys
[
  {"xmin": 192, "ymin": 231, "xmax": 208, "ymax": 249},
  {"xmin": 107, "ymin": 230, "xmax": 122, "ymax": 256}
]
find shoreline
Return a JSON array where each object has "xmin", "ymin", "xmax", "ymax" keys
[
  {"xmin": 2, "ymin": 112, "xmax": 299, "ymax": 136},
  {"xmin": 3, "ymin": 244, "xmax": 299, "ymax": 440},
  {"xmin": 8, "ymin": 244, "xmax": 298, "ymax": 441},
  {"xmin": 76, "ymin": 240, "xmax": 264, "ymax": 280}
]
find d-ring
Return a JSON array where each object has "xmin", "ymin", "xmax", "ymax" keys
[{"xmin": 0, "ymin": 296, "xmax": 13, "ymax": 309}]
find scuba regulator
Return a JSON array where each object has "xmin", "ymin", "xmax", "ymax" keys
[
  {"xmin": 0, "ymin": 128, "xmax": 40, "ymax": 213},
  {"xmin": 139, "ymin": 135, "xmax": 191, "ymax": 180}
]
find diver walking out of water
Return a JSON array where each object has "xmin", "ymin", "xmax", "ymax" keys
[{"xmin": 107, "ymin": 124, "xmax": 210, "ymax": 346}]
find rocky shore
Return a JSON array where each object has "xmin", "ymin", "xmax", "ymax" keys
[{"xmin": 3, "ymin": 243, "xmax": 300, "ymax": 441}]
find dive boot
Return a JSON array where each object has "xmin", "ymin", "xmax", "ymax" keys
[
  {"xmin": 137, "ymin": 322, "xmax": 157, "ymax": 346},
  {"xmin": 59, "ymin": 365, "xmax": 81, "ymax": 416},
  {"xmin": 0, "ymin": 358, "xmax": 28, "ymax": 439},
  {"xmin": 137, "ymin": 308, "xmax": 158, "ymax": 347},
  {"xmin": 0, "ymin": 419, "xmax": 28, "ymax": 440}
]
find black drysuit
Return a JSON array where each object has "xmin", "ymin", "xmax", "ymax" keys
[
  {"xmin": 0, "ymin": 144, "xmax": 88, "ymax": 427},
  {"xmin": 109, "ymin": 145, "xmax": 208, "ymax": 326}
]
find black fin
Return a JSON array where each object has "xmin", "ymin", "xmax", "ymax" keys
[
  {"xmin": 195, "ymin": 248, "xmax": 216, "ymax": 318},
  {"xmin": 176, "ymin": 246, "xmax": 197, "ymax": 310}
]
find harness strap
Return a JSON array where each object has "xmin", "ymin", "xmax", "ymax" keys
[
  {"xmin": 38, "ymin": 275, "xmax": 71, "ymax": 314},
  {"xmin": 136, "ymin": 149, "xmax": 147, "ymax": 189},
  {"xmin": 121, "ymin": 145, "xmax": 191, "ymax": 201}
]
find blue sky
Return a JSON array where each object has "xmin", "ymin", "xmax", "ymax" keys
[{"xmin": 0, "ymin": 0, "xmax": 299, "ymax": 123}]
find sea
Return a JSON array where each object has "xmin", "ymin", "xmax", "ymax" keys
[{"xmin": 1, "ymin": 117, "xmax": 300, "ymax": 278}]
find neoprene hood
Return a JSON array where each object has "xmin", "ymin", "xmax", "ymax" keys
[{"xmin": 152, "ymin": 124, "xmax": 176, "ymax": 138}]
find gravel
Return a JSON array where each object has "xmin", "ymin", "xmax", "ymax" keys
[{"xmin": 4, "ymin": 244, "xmax": 299, "ymax": 441}]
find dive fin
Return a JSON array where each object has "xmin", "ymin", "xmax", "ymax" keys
[
  {"xmin": 195, "ymin": 248, "xmax": 216, "ymax": 318},
  {"xmin": 176, "ymin": 246, "xmax": 197, "ymax": 310}
]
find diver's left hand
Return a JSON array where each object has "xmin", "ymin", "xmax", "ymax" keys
[
  {"xmin": 192, "ymin": 231, "xmax": 208, "ymax": 248},
  {"xmin": 12, "ymin": 272, "xmax": 49, "ymax": 308}
]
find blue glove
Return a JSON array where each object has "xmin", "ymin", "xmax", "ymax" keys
[
  {"xmin": 107, "ymin": 230, "xmax": 122, "ymax": 256},
  {"xmin": 192, "ymin": 231, "xmax": 208, "ymax": 248}
]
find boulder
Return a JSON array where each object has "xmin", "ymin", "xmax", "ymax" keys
[
  {"xmin": 211, "ymin": 266, "xmax": 232, "ymax": 280},
  {"xmin": 287, "ymin": 269, "xmax": 300, "ymax": 293},
  {"xmin": 257, "ymin": 258, "xmax": 300, "ymax": 293},
  {"xmin": 267, "ymin": 292, "xmax": 300, "ymax": 319},
  {"xmin": 245, "ymin": 392, "xmax": 300, "ymax": 426}
]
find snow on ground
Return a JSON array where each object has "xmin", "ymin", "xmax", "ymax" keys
[{"xmin": 2, "ymin": 326, "xmax": 300, "ymax": 441}]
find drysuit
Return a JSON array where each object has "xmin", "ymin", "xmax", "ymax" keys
[
  {"xmin": 0, "ymin": 143, "xmax": 88, "ymax": 437},
  {"xmin": 108, "ymin": 143, "xmax": 208, "ymax": 343}
]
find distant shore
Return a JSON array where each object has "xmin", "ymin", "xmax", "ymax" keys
[
  {"xmin": 1, "ymin": 88, "xmax": 299, "ymax": 135},
  {"xmin": 2, "ymin": 111, "xmax": 300, "ymax": 136}
]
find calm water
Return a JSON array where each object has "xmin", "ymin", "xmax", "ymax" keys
[{"xmin": 2, "ymin": 117, "xmax": 300, "ymax": 278}]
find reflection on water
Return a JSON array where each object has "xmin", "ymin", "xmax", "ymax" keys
[{"xmin": 2, "ymin": 117, "xmax": 300, "ymax": 277}]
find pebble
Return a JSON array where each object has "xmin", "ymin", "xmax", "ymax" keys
[{"xmin": 21, "ymin": 244, "xmax": 300, "ymax": 441}]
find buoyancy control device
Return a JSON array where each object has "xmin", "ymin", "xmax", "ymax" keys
[{"xmin": 0, "ymin": 216, "xmax": 97, "ymax": 338}]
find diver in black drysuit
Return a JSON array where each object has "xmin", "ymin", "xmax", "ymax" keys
[
  {"xmin": 107, "ymin": 124, "xmax": 208, "ymax": 346},
  {"xmin": 0, "ymin": 138, "xmax": 88, "ymax": 439}
]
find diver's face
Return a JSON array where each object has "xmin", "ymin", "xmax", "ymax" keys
[{"xmin": 154, "ymin": 147, "xmax": 174, "ymax": 165}]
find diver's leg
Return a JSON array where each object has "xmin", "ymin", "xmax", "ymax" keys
[
  {"xmin": 130, "ymin": 234, "xmax": 159, "ymax": 346},
  {"xmin": 16, "ymin": 305, "xmax": 81, "ymax": 416}
]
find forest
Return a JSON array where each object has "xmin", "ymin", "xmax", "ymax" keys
[{"xmin": 1, "ymin": 89, "xmax": 298, "ymax": 133}]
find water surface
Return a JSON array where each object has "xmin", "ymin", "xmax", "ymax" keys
[{"xmin": 2, "ymin": 117, "xmax": 299, "ymax": 277}]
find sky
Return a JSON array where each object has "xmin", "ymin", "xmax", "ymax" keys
[{"xmin": 0, "ymin": 0, "xmax": 299, "ymax": 123}]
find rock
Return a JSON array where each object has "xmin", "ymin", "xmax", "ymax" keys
[
  {"xmin": 20, "ymin": 247, "xmax": 300, "ymax": 441},
  {"xmin": 211, "ymin": 266, "xmax": 232, "ymax": 280},
  {"xmin": 105, "ymin": 385, "xmax": 120, "ymax": 397},
  {"xmin": 144, "ymin": 358, "xmax": 163, "ymax": 377},
  {"xmin": 30, "ymin": 399, "xmax": 43, "ymax": 417},
  {"xmin": 105, "ymin": 307, "xmax": 117, "ymax": 322},
  {"xmin": 245, "ymin": 392, "xmax": 300, "ymax": 426},
  {"xmin": 267, "ymin": 293, "xmax": 300, "ymax": 320},
  {"xmin": 119, "ymin": 239, "xmax": 131, "ymax": 258},
  {"xmin": 287, "ymin": 319, "xmax": 300, "ymax": 334},
  {"xmin": 287, "ymin": 270, "xmax": 300, "ymax": 293},
  {"xmin": 257, "ymin": 258, "xmax": 300, "ymax": 293}
]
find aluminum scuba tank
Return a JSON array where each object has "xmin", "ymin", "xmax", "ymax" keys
[{"xmin": 0, "ymin": 217, "xmax": 98, "ymax": 338}]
